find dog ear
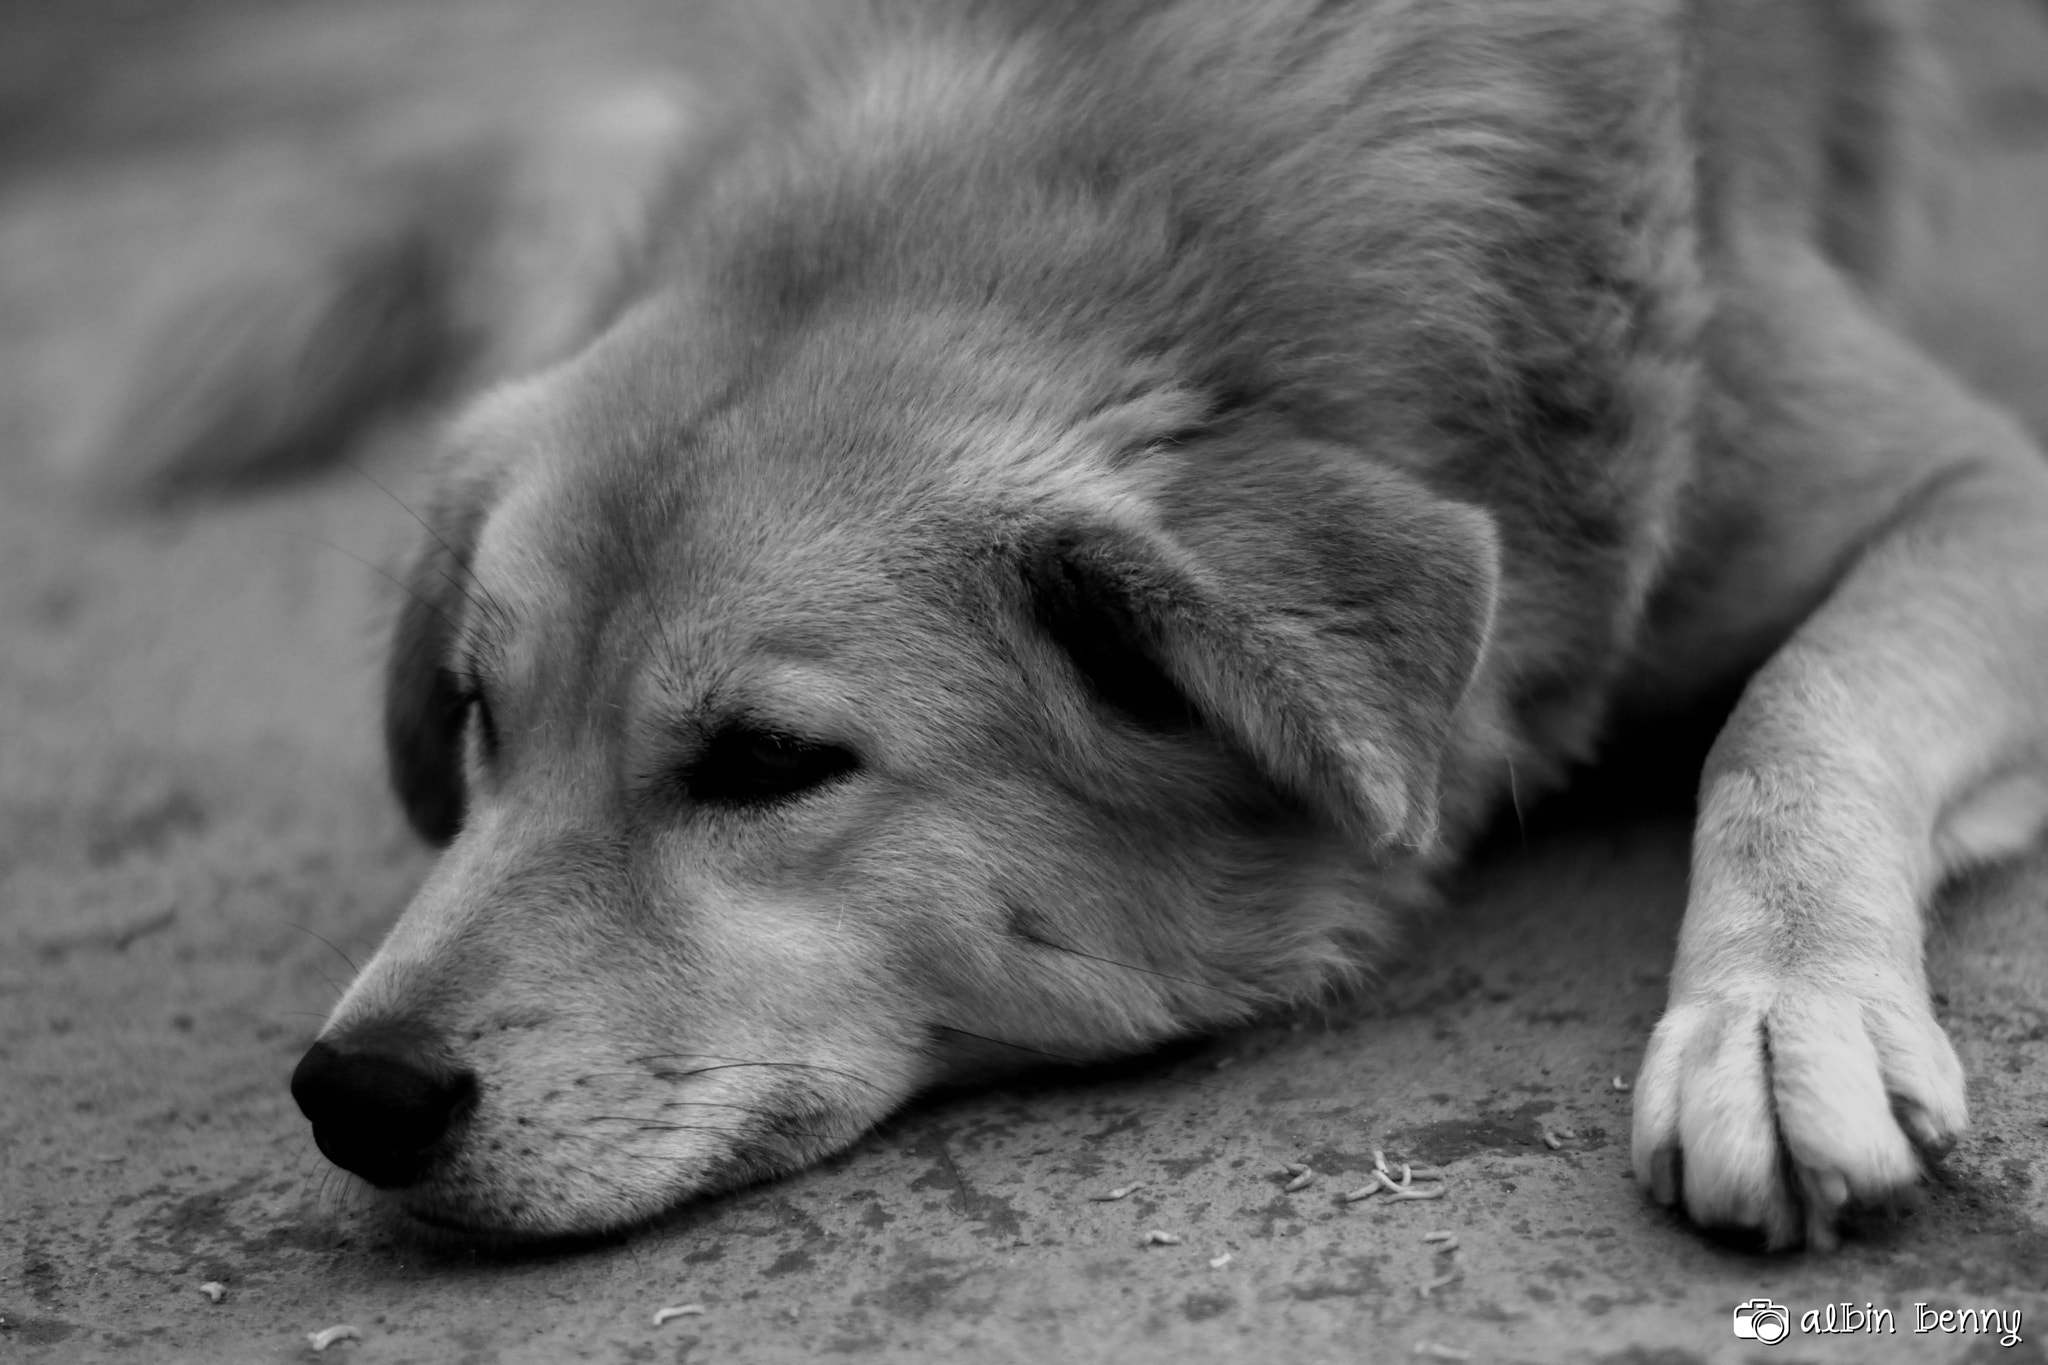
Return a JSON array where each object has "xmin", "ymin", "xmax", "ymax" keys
[
  {"xmin": 1021, "ymin": 434, "xmax": 1499, "ymax": 850},
  {"xmin": 382, "ymin": 526, "xmax": 477, "ymax": 847}
]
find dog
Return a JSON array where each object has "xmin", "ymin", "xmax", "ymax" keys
[{"xmin": 93, "ymin": 0, "xmax": 2048, "ymax": 1249}]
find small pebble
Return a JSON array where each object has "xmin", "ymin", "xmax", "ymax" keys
[
  {"xmin": 197, "ymin": 1282, "xmax": 226, "ymax": 1303},
  {"xmin": 1090, "ymin": 1182, "xmax": 1145, "ymax": 1201},
  {"xmin": 1208, "ymin": 1251, "xmax": 1233, "ymax": 1269},
  {"xmin": 1140, "ymin": 1230, "xmax": 1184, "ymax": 1246}
]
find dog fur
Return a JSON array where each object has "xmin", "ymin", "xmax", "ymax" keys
[{"xmin": 102, "ymin": 0, "xmax": 2048, "ymax": 1248}]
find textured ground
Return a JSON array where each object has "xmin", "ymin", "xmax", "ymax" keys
[{"xmin": 3, "ymin": 3, "xmax": 2047, "ymax": 1362}]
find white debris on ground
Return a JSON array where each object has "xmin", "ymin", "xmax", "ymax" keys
[
  {"xmin": 1345, "ymin": 1149, "xmax": 1449, "ymax": 1203},
  {"xmin": 653, "ymin": 1304, "xmax": 707, "ymax": 1326},
  {"xmin": 306, "ymin": 1325, "xmax": 360, "ymax": 1352}
]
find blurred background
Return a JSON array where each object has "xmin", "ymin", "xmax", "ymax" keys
[{"xmin": 2, "ymin": 3, "xmax": 2046, "ymax": 1362}]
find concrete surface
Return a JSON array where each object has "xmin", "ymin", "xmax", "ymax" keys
[{"xmin": 3, "ymin": 3, "xmax": 2047, "ymax": 1362}]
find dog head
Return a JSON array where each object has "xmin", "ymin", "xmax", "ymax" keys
[{"xmin": 291, "ymin": 297, "xmax": 1499, "ymax": 1237}]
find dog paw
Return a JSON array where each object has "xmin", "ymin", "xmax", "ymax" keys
[{"xmin": 1630, "ymin": 981, "xmax": 1966, "ymax": 1249}]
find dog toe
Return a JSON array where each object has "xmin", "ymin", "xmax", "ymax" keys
[
  {"xmin": 1631, "ymin": 983, "xmax": 1966, "ymax": 1250},
  {"xmin": 1894, "ymin": 1096, "xmax": 1960, "ymax": 1159},
  {"xmin": 1634, "ymin": 1000, "xmax": 1796, "ymax": 1242},
  {"xmin": 1644, "ymin": 1145, "xmax": 1682, "ymax": 1208},
  {"xmin": 1797, "ymin": 1166, "xmax": 1848, "ymax": 1251},
  {"xmin": 1870, "ymin": 1005, "xmax": 1968, "ymax": 1156},
  {"xmin": 1628, "ymin": 1017, "xmax": 1685, "ymax": 1204}
]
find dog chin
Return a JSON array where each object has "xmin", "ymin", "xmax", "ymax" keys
[
  {"xmin": 362, "ymin": 1196, "xmax": 648, "ymax": 1256},
  {"xmin": 386, "ymin": 1180, "xmax": 683, "ymax": 1246},
  {"xmin": 386, "ymin": 1122, "xmax": 857, "ymax": 1243}
]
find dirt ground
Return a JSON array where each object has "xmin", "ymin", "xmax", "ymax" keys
[{"xmin": 3, "ymin": 3, "xmax": 2047, "ymax": 1362}]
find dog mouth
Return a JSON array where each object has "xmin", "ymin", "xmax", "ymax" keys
[
  {"xmin": 337, "ymin": 1118, "xmax": 773, "ymax": 1241},
  {"xmin": 379, "ymin": 1121, "xmax": 839, "ymax": 1241},
  {"xmin": 291, "ymin": 1029, "xmax": 898, "ymax": 1237}
]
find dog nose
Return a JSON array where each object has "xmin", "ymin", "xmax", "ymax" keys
[{"xmin": 290, "ymin": 1038, "xmax": 475, "ymax": 1188}]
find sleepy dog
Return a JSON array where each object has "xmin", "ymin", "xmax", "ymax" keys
[{"xmin": 101, "ymin": 0, "xmax": 2048, "ymax": 1249}]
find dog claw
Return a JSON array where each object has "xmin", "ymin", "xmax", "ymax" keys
[
  {"xmin": 1895, "ymin": 1100, "xmax": 1956, "ymax": 1159},
  {"xmin": 1802, "ymin": 1194, "xmax": 1841, "ymax": 1252},
  {"xmin": 1794, "ymin": 1166, "xmax": 1849, "ymax": 1251}
]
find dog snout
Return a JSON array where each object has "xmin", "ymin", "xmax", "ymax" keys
[{"xmin": 290, "ymin": 1036, "xmax": 476, "ymax": 1188}]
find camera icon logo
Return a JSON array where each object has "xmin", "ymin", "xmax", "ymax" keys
[{"xmin": 1732, "ymin": 1298, "xmax": 1791, "ymax": 1344}]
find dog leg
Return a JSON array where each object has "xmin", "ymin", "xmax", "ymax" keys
[{"xmin": 1631, "ymin": 261, "xmax": 2048, "ymax": 1249}]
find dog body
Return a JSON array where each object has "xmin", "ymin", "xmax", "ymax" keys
[{"xmin": 125, "ymin": 0, "xmax": 2044, "ymax": 1247}]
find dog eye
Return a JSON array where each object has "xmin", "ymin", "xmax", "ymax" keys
[{"xmin": 685, "ymin": 726, "xmax": 859, "ymax": 807}]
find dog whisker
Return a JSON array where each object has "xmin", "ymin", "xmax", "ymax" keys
[
  {"xmin": 531, "ymin": 1114, "xmax": 847, "ymax": 1174},
  {"xmin": 1009, "ymin": 924, "xmax": 1214, "ymax": 993},
  {"xmin": 284, "ymin": 921, "xmax": 361, "ymax": 976},
  {"xmin": 652, "ymin": 1099, "xmax": 788, "ymax": 1116},
  {"xmin": 624, "ymin": 1054, "xmax": 889, "ymax": 1093},
  {"xmin": 926, "ymin": 1023, "xmax": 1093, "ymax": 1068},
  {"xmin": 555, "ymin": 1068, "xmax": 684, "ymax": 1087},
  {"xmin": 523, "ymin": 1122, "xmax": 690, "ymax": 1168},
  {"xmin": 274, "ymin": 528, "xmax": 469, "ymax": 636},
  {"xmin": 342, "ymin": 459, "xmax": 516, "ymax": 627},
  {"xmin": 589, "ymin": 1118, "xmax": 839, "ymax": 1140},
  {"xmin": 581, "ymin": 1112, "xmax": 769, "ymax": 1132}
]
